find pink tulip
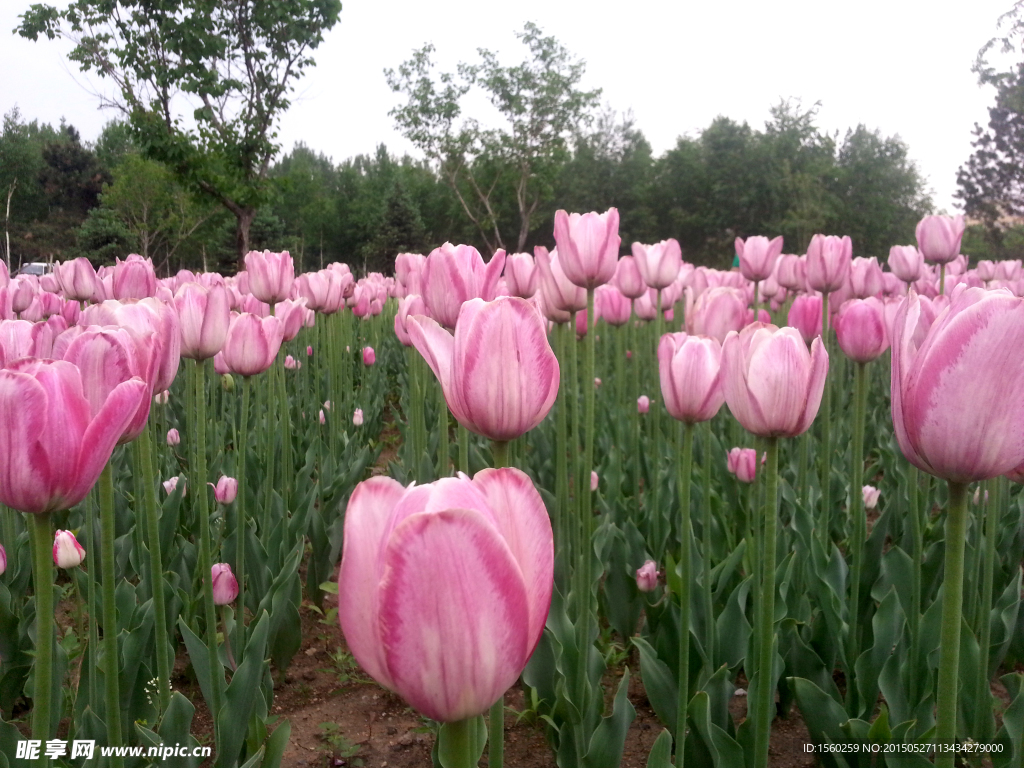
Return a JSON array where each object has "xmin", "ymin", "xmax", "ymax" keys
[
  {"xmin": 806, "ymin": 234, "xmax": 852, "ymax": 294},
  {"xmin": 534, "ymin": 247, "xmax": 587, "ymax": 319},
  {"xmin": 212, "ymin": 476, "xmax": 237, "ymax": 504},
  {"xmin": 420, "ymin": 243, "xmax": 505, "ymax": 329},
  {"xmin": 504, "ymin": 252, "xmax": 538, "ymax": 298},
  {"xmin": 337, "ymin": 469, "xmax": 553, "ymax": 722},
  {"xmin": 0, "ymin": 544, "xmax": 6, "ymax": 576},
  {"xmin": 220, "ymin": 313, "xmax": 283, "ymax": 377},
  {"xmin": 553, "ymin": 208, "xmax": 620, "ymax": 290},
  {"xmin": 637, "ymin": 395, "xmax": 650, "ymax": 414},
  {"xmin": 613, "ymin": 255, "xmax": 648, "ymax": 299},
  {"xmin": 636, "ymin": 560, "xmax": 658, "ymax": 592},
  {"xmin": 775, "ymin": 255, "xmax": 806, "ymax": 292},
  {"xmin": 211, "ymin": 563, "xmax": 239, "ymax": 605},
  {"xmin": 722, "ymin": 324, "xmax": 829, "ymax": 438},
  {"xmin": 915, "ymin": 215, "xmax": 965, "ymax": 266},
  {"xmin": 174, "ymin": 282, "xmax": 230, "ymax": 360},
  {"xmin": 284, "ymin": 355, "xmax": 298, "ymax": 370},
  {"xmin": 736, "ymin": 235, "xmax": 783, "ymax": 283},
  {"xmin": 659, "ymin": 333, "xmax": 725, "ymax": 424},
  {"xmin": 975, "ymin": 260, "xmax": 997, "ymax": 282},
  {"xmin": 53, "ymin": 529, "xmax": 85, "ymax": 568},
  {"xmin": 891, "ymin": 287, "xmax": 1024, "ymax": 482},
  {"xmin": 996, "ymin": 260, "xmax": 1023, "ymax": 281},
  {"xmin": 888, "ymin": 245, "xmax": 923, "ymax": 284},
  {"xmin": 362, "ymin": 346, "xmax": 376, "ymax": 366},
  {"xmin": 166, "ymin": 428, "xmax": 180, "ymax": 446},
  {"xmin": 9, "ymin": 276, "xmax": 37, "ymax": 314},
  {"xmin": 787, "ymin": 294, "xmax": 823, "ymax": 343},
  {"xmin": 849, "ymin": 257, "xmax": 884, "ymax": 299},
  {"xmin": 595, "ymin": 285, "xmax": 631, "ymax": 326},
  {"xmin": 244, "ymin": 250, "xmax": 295, "ymax": 304},
  {"xmin": 394, "ymin": 294, "xmax": 426, "ymax": 347},
  {"xmin": 633, "ymin": 288, "xmax": 658, "ymax": 321},
  {"xmin": 0, "ymin": 360, "xmax": 145, "ymax": 514},
  {"xmin": 319, "ymin": 409, "xmax": 326, "ymax": 425},
  {"xmin": 686, "ymin": 286, "xmax": 746, "ymax": 343},
  {"xmin": 112, "ymin": 254, "xmax": 157, "ymax": 300},
  {"xmin": 395, "ymin": 253, "xmax": 427, "ymax": 296},
  {"xmin": 632, "ymin": 239, "xmax": 682, "ymax": 290},
  {"xmin": 862, "ymin": 485, "xmax": 881, "ymax": 510},
  {"xmin": 591, "ymin": 471, "xmax": 599, "ymax": 491},
  {"xmin": 274, "ymin": 298, "xmax": 308, "ymax": 342},
  {"xmin": 835, "ymin": 298, "xmax": 889, "ymax": 363},
  {"xmin": 353, "ymin": 408, "xmax": 364, "ymax": 426},
  {"xmin": 726, "ymin": 447, "xmax": 760, "ymax": 483},
  {"xmin": 409, "ymin": 297, "xmax": 559, "ymax": 442},
  {"xmin": 163, "ymin": 476, "xmax": 185, "ymax": 496},
  {"xmin": 53, "ymin": 257, "xmax": 100, "ymax": 302}
]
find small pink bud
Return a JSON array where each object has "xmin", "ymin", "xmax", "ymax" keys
[
  {"xmin": 594, "ymin": 377, "xmax": 601, "ymax": 388},
  {"xmin": 163, "ymin": 476, "xmax": 186, "ymax": 497},
  {"xmin": 0, "ymin": 544, "xmax": 5, "ymax": 575},
  {"xmin": 284, "ymin": 354, "xmax": 298, "ymax": 369},
  {"xmin": 166, "ymin": 428, "xmax": 180, "ymax": 446},
  {"xmin": 212, "ymin": 476, "xmax": 238, "ymax": 504},
  {"xmin": 636, "ymin": 560, "xmax": 658, "ymax": 592},
  {"xmin": 626, "ymin": 350, "xmax": 632, "ymax": 359},
  {"xmin": 53, "ymin": 530, "xmax": 86, "ymax": 569},
  {"xmin": 154, "ymin": 390, "xmax": 170, "ymax": 405},
  {"xmin": 637, "ymin": 395, "xmax": 650, "ymax": 414},
  {"xmin": 362, "ymin": 346, "xmax": 376, "ymax": 366},
  {"xmin": 319, "ymin": 409, "xmax": 326, "ymax": 425},
  {"xmin": 323, "ymin": 400, "xmax": 331, "ymax": 411},
  {"xmin": 211, "ymin": 563, "xmax": 239, "ymax": 605},
  {"xmin": 353, "ymin": 408, "xmax": 364, "ymax": 426},
  {"xmin": 591, "ymin": 471, "xmax": 599, "ymax": 492},
  {"xmin": 306, "ymin": 345, "xmax": 313, "ymax": 357},
  {"xmin": 973, "ymin": 487, "xmax": 989, "ymax": 505},
  {"xmin": 862, "ymin": 485, "xmax": 881, "ymax": 510}
]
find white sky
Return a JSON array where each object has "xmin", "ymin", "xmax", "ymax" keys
[{"xmin": 1, "ymin": 0, "xmax": 1014, "ymax": 215}]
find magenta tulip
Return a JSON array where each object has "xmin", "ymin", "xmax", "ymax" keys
[
  {"xmin": 362, "ymin": 346, "xmax": 375, "ymax": 366},
  {"xmin": 736, "ymin": 235, "xmax": 783, "ymax": 283},
  {"xmin": 722, "ymin": 324, "xmax": 829, "ymax": 438},
  {"xmin": 835, "ymin": 298, "xmax": 889, "ymax": 363},
  {"xmin": 552, "ymin": 208, "xmax": 620, "ymax": 290},
  {"xmin": 420, "ymin": 243, "xmax": 505, "ymax": 329},
  {"xmin": 53, "ymin": 529, "xmax": 85, "ymax": 568},
  {"xmin": 211, "ymin": 563, "xmax": 239, "ymax": 605},
  {"xmin": 338, "ymin": 469, "xmax": 553, "ymax": 722},
  {"xmin": 221, "ymin": 313, "xmax": 283, "ymax": 377},
  {"xmin": 891, "ymin": 287, "xmax": 1024, "ymax": 482},
  {"xmin": 637, "ymin": 395, "xmax": 650, "ymax": 414},
  {"xmin": 658, "ymin": 333, "xmax": 725, "ymax": 424},
  {"xmin": 636, "ymin": 560, "xmax": 658, "ymax": 592},
  {"xmin": 916, "ymin": 215, "xmax": 965, "ymax": 266},
  {"xmin": 806, "ymin": 234, "xmax": 852, "ymax": 294},
  {"xmin": 244, "ymin": 250, "xmax": 295, "ymax": 304},
  {"xmin": 632, "ymin": 239, "xmax": 682, "ymax": 290}
]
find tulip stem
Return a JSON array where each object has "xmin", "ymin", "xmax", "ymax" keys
[
  {"xmin": 846, "ymin": 361, "xmax": 868, "ymax": 714},
  {"xmin": 907, "ymin": 464, "xmax": 921, "ymax": 704},
  {"xmin": 278, "ymin": 349, "xmax": 293, "ymax": 505},
  {"xmin": 974, "ymin": 478, "xmax": 999, "ymax": 738},
  {"xmin": 437, "ymin": 379, "xmax": 449, "ymax": 477},
  {"xmin": 935, "ymin": 481, "xmax": 969, "ymax": 768},
  {"xmin": 819, "ymin": 292, "xmax": 832, "ymax": 551},
  {"xmin": 754, "ymin": 437, "xmax": 779, "ymax": 768},
  {"xmin": 135, "ymin": 430, "xmax": 171, "ymax": 713},
  {"xmin": 676, "ymin": 422, "xmax": 694, "ymax": 765},
  {"xmin": 652, "ymin": 292, "xmax": 664, "ymax": 550},
  {"xmin": 99, "ymin": 463, "xmax": 124, "ymax": 767},
  {"xmin": 30, "ymin": 511, "xmax": 54, "ymax": 751},
  {"xmin": 85, "ymin": 490, "xmax": 100, "ymax": 715},
  {"xmin": 701, "ymin": 420, "xmax": 715, "ymax": 668},
  {"xmin": 553, "ymin": 324, "xmax": 570, "ymax": 581},
  {"xmin": 261, "ymin": 364, "xmax": 278, "ymax": 537},
  {"xmin": 459, "ymin": 423, "xmax": 470, "ymax": 475},
  {"xmin": 234, "ymin": 376, "xmax": 251, "ymax": 659}
]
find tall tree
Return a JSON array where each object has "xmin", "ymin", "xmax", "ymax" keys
[{"xmin": 19, "ymin": 0, "xmax": 342, "ymax": 269}]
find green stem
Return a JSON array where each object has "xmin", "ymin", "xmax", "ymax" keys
[
  {"xmin": 489, "ymin": 439, "xmax": 508, "ymax": 768},
  {"xmin": 30, "ymin": 511, "xmax": 54, "ymax": 750},
  {"xmin": 459, "ymin": 423, "xmax": 470, "ymax": 475},
  {"xmin": 908, "ymin": 465, "xmax": 921, "ymax": 704},
  {"xmin": 630, "ymin": 311, "xmax": 642, "ymax": 508},
  {"xmin": 278, "ymin": 349, "xmax": 292, "ymax": 505},
  {"xmin": 846, "ymin": 362, "xmax": 868, "ymax": 714},
  {"xmin": 940, "ymin": 264, "xmax": 946, "ymax": 297},
  {"xmin": 234, "ymin": 376, "xmax": 251, "ymax": 658},
  {"xmin": 261, "ymin": 365, "xmax": 278, "ymax": 538},
  {"xmin": 568, "ymin": 315, "xmax": 581, "ymax": 583},
  {"xmin": 443, "ymin": 718, "xmax": 480, "ymax": 768},
  {"xmin": 676, "ymin": 422, "xmax": 694, "ymax": 765},
  {"xmin": 754, "ymin": 438, "xmax": 779, "ymax": 768},
  {"xmin": 819, "ymin": 292, "xmax": 832, "ymax": 551},
  {"xmin": 437, "ymin": 379, "xmax": 449, "ymax": 477},
  {"xmin": 974, "ymin": 478, "xmax": 998, "ymax": 738},
  {"xmin": 701, "ymin": 420, "xmax": 715, "ymax": 669},
  {"xmin": 135, "ymin": 430, "xmax": 171, "ymax": 712},
  {"xmin": 85, "ymin": 489, "xmax": 99, "ymax": 715},
  {"xmin": 554, "ymin": 324, "xmax": 569, "ymax": 573},
  {"xmin": 99, "ymin": 464, "xmax": 124, "ymax": 767},
  {"xmin": 935, "ymin": 481, "xmax": 969, "ymax": 768},
  {"xmin": 652, "ymin": 293, "xmax": 664, "ymax": 549}
]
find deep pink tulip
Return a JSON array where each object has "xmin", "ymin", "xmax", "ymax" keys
[
  {"xmin": 174, "ymin": 283, "xmax": 230, "ymax": 360},
  {"xmin": 534, "ymin": 246, "xmax": 587, "ymax": 318},
  {"xmin": 244, "ymin": 250, "xmax": 295, "ymax": 304},
  {"xmin": 613, "ymin": 255, "xmax": 648, "ymax": 299},
  {"xmin": 213, "ymin": 476, "xmax": 237, "ymax": 504},
  {"xmin": 658, "ymin": 333, "xmax": 725, "ymax": 424},
  {"xmin": 637, "ymin": 395, "xmax": 650, "ymax": 413},
  {"xmin": 504, "ymin": 252, "xmax": 538, "ymax": 298},
  {"xmin": 54, "ymin": 258, "xmax": 100, "ymax": 302},
  {"xmin": 849, "ymin": 257, "xmax": 884, "ymax": 299},
  {"xmin": 722, "ymin": 324, "xmax": 829, "ymax": 438},
  {"xmin": 787, "ymin": 294, "xmax": 823, "ymax": 343},
  {"xmin": 408, "ymin": 297, "xmax": 559, "ymax": 442},
  {"xmin": 0, "ymin": 359, "xmax": 145, "ymax": 514},
  {"xmin": 806, "ymin": 235, "xmax": 852, "ymax": 294},
  {"xmin": 112, "ymin": 254, "xmax": 157, "ymax": 300},
  {"xmin": 211, "ymin": 563, "xmax": 239, "ymax": 605},
  {"xmin": 362, "ymin": 346, "xmax": 376, "ymax": 366},
  {"xmin": 891, "ymin": 287, "xmax": 1024, "ymax": 482},
  {"xmin": 221, "ymin": 313, "xmax": 284, "ymax": 377},
  {"xmin": 686, "ymin": 286, "xmax": 746, "ymax": 343},
  {"xmin": 53, "ymin": 529, "xmax": 85, "ymax": 568},
  {"xmin": 888, "ymin": 245, "xmax": 924, "ymax": 284},
  {"xmin": 835, "ymin": 298, "xmax": 890, "ymax": 363},
  {"xmin": 553, "ymin": 208, "xmax": 620, "ymax": 290},
  {"xmin": 726, "ymin": 447, "xmax": 760, "ymax": 483},
  {"xmin": 632, "ymin": 239, "xmax": 682, "ymax": 290},
  {"xmin": 421, "ymin": 244, "xmax": 505, "ymax": 329},
  {"xmin": 736, "ymin": 235, "xmax": 783, "ymax": 283},
  {"xmin": 636, "ymin": 560, "xmax": 658, "ymax": 592},
  {"xmin": 916, "ymin": 215, "xmax": 965, "ymax": 266},
  {"xmin": 337, "ymin": 469, "xmax": 553, "ymax": 722},
  {"xmin": 595, "ymin": 285, "xmax": 631, "ymax": 326}
]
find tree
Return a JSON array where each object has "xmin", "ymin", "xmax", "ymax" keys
[
  {"xmin": 19, "ymin": 0, "xmax": 342, "ymax": 269},
  {"xmin": 386, "ymin": 23, "xmax": 601, "ymax": 253}
]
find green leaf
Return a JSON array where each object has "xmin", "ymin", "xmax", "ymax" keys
[
  {"xmin": 437, "ymin": 716, "xmax": 487, "ymax": 768},
  {"xmin": 645, "ymin": 729, "xmax": 673, "ymax": 768},
  {"xmin": 582, "ymin": 668, "xmax": 636, "ymax": 768}
]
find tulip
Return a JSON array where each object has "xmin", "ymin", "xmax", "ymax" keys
[
  {"xmin": 595, "ymin": 284, "xmax": 631, "ymax": 326},
  {"xmin": 53, "ymin": 257, "xmax": 100, "ymax": 302},
  {"xmin": 862, "ymin": 485, "xmax": 880, "ymax": 510},
  {"xmin": 337, "ymin": 469, "xmax": 553, "ymax": 722},
  {"xmin": 0, "ymin": 360, "xmax": 145, "ymax": 514},
  {"xmin": 154, "ymin": 390, "xmax": 169, "ymax": 405},
  {"xmin": 504, "ymin": 252, "xmax": 538, "ymax": 298},
  {"xmin": 53, "ymin": 529, "xmax": 86, "ymax": 569},
  {"xmin": 212, "ymin": 476, "xmax": 237, "ymax": 504},
  {"xmin": 353, "ymin": 408, "xmax": 364, "ymax": 426},
  {"xmin": 658, "ymin": 333, "xmax": 725, "ymax": 424},
  {"xmin": 534, "ymin": 246, "xmax": 587, "ymax": 320},
  {"xmin": 888, "ymin": 245, "xmax": 923, "ymax": 284},
  {"xmin": 834, "ymin": 298, "xmax": 889, "ymax": 363},
  {"xmin": 163, "ymin": 476, "xmax": 186, "ymax": 496},
  {"xmin": 736, "ymin": 235, "xmax": 783, "ymax": 283},
  {"xmin": 362, "ymin": 346, "xmax": 376, "ymax": 366},
  {"xmin": 849, "ymin": 257, "xmax": 884, "ymax": 298},
  {"xmin": 408, "ymin": 297, "xmax": 559, "ymax": 442},
  {"xmin": 319, "ymin": 409, "xmax": 326, "ymax": 425},
  {"xmin": 726, "ymin": 447, "xmax": 760, "ymax": 483},
  {"xmin": 636, "ymin": 560, "xmax": 658, "ymax": 592},
  {"xmin": 613, "ymin": 255, "xmax": 648, "ymax": 299},
  {"xmin": 686, "ymin": 286, "xmax": 746, "ymax": 343},
  {"xmin": 244, "ymin": 250, "xmax": 295, "ymax": 304},
  {"xmin": 633, "ymin": 287, "xmax": 658, "ymax": 321},
  {"xmin": 590, "ymin": 471, "xmax": 599, "ymax": 491},
  {"xmin": 806, "ymin": 234, "xmax": 852, "ymax": 294},
  {"xmin": 420, "ymin": 243, "xmax": 505, "ymax": 329},
  {"xmin": 0, "ymin": 543, "xmax": 5, "ymax": 576},
  {"xmin": 284, "ymin": 355, "xmax": 298, "ymax": 370},
  {"xmin": 916, "ymin": 215, "xmax": 965, "ymax": 266},
  {"xmin": 787, "ymin": 294, "xmax": 823, "ymax": 343},
  {"xmin": 632, "ymin": 239, "xmax": 682, "ymax": 290},
  {"xmin": 220, "ymin": 313, "xmax": 283, "ymax": 377},
  {"xmin": 174, "ymin": 281, "xmax": 231, "ymax": 360},
  {"xmin": 275, "ymin": 298, "xmax": 308, "ymax": 341},
  {"xmin": 307, "ymin": 345, "xmax": 313, "ymax": 357},
  {"xmin": 112, "ymin": 254, "xmax": 157, "ymax": 300},
  {"xmin": 637, "ymin": 395, "xmax": 650, "ymax": 414},
  {"xmin": 553, "ymin": 208, "xmax": 620, "ymax": 290},
  {"xmin": 211, "ymin": 563, "xmax": 239, "ymax": 605},
  {"xmin": 395, "ymin": 253, "xmax": 426, "ymax": 296},
  {"xmin": 166, "ymin": 428, "xmax": 180, "ymax": 446}
]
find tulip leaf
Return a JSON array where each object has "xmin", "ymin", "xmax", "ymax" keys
[
  {"xmin": 582, "ymin": 668, "xmax": 635, "ymax": 768},
  {"xmin": 715, "ymin": 575, "xmax": 752, "ymax": 669},
  {"xmin": 789, "ymin": 676, "xmax": 853, "ymax": 763},
  {"xmin": 178, "ymin": 617, "xmax": 215, "ymax": 714},
  {"xmin": 686, "ymin": 690, "xmax": 744, "ymax": 767},
  {"xmin": 216, "ymin": 611, "xmax": 271, "ymax": 768},
  {"xmin": 645, "ymin": 729, "xmax": 673, "ymax": 768},
  {"xmin": 437, "ymin": 715, "xmax": 487, "ymax": 768},
  {"xmin": 633, "ymin": 636, "xmax": 676, "ymax": 731},
  {"xmin": 258, "ymin": 719, "xmax": 291, "ymax": 768},
  {"xmin": 853, "ymin": 588, "xmax": 904, "ymax": 720}
]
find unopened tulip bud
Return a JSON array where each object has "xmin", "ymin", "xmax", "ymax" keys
[
  {"xmin": 636, "ymin": 560, "xmax": 658, "ymax": 592},
  {"xmin": 323, "ymin": 400, "xmax": 331, "ymax": 410},
  {"xmin": 0, "ymin": 544, "xmax": 6, "ymax": 576},
  {"xmin": 353, "ymin": 408, "xmax": 364, "ymax": 426},
  {"xmin": 221, "ymin": 374, "xmax": 235, "ymax": 392},
  {"xmin": 163, "ymin": 476, "xmax": 186, "ymax": 497},
  {"xmin": 973, "ymin": 487, "xmax": 989, "ymax": 505},
  {"xmin": 638, "ymin": 395, "xmax": 650, "ymax": 414},
  {"xmin": 319, "ymin": 409, "xmax": 326, "ymax": 425},
  {"xmin": 594, "ymin": 377, "xmax": 601, "ymax": 388},
  {"xmin": 166, "ymin": 428, "xmax": 180, "ymax": 446},
  {"xmin": 362, "ymin": 346, "xmax": 376, "ymax": 366},
  {"xmin": 284, "ymin": 354, "xmax": 298, "ymax": 369},
  {"xmin": 307, "ymin": 345, "xmax": 313, "ymax": 357},
  {"xmin": 213, "ymin": 476, "xmax": 237, "ymax": 504},
  {"xmin": 591, "ymin": 471, "xmax": 599, "ymax": 492},
  {"xmin": 862, "ymin": 485, "xmax": 881, "ymax": 510},
  {"xmin": 53, "ymin": 530, "xmax": 86, "ymax": 569},
  {"xmin": 211, "ymin": 563, "xmax": 239, "ymax": 605}
]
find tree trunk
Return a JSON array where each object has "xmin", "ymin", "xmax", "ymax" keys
[{"xmin": 235, "ymin": 207, "xmax": 256, "ymax": 272}]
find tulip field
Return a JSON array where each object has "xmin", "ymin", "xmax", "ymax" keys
[{"xmin": 2, "ymin": 212, "xmax": 1024, "ymax": 768}]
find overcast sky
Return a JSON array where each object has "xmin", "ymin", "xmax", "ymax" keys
[{"xmin": 1, "ymin": 0, "xmax": 1014, "ymax": 215}]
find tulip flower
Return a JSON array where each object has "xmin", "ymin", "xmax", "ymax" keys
[
  {"xmin": 163, "ymin": 476, "xmax": 186, "ymax": 496},
  {"xmin": 834, "ymin": 298, "xmax": 890, "ymax": 363},
  {"xmin": 590, "ymin": 471, "xmax": 599, "ymax": 491},
  {"xmin": 637, "ymin": 395, "xmax": 650, "ymax": 414},
  {"xmin": 220, "ymin": 313, "xmax": 283, "ymax": 377},
  {"xmin": 774, "ymin": 255, "xmax": 805, "ymax": 292},
  {"xmin": 337, "ymin": 469, "xmax": 553, "ymax": 722},
  {"xmin": 172, "ymin": 282, "xmax": 231, "ymax": 360},
  {"xmin": 0, "ymin": 360, "xmax": 145, "ymax": 514},
  {"xmin": 0, "ymin": 544, "xmax": 5, "ymax": 576},
  {"xmin": 420, "ymin": 243, "xmax": 505, "ymax": 329},
  {"xmin": 862, "ymin": 485, "xmax": 880, "ymax": 510},
  {"xmin": 658, "ymin": 333, "xmax": 725, "ymax": 424},
  {"xmin": 212, "ymin": 476, "xmax": 237, "ymax": 504},
  {"xmin": 166, "ymin": 428, "xmax": 180, "ymax": 446},
  {"xmin": 849, "ymin": 257, "xmax": 884, "ymax": 299},
  {"xmin": 806, "ymin": 234, "xmax": 852, "ymax": 294},
  {"xmin": 353, "ymin": 408, "xmax": 364, "ymax": 426},
  {"xmin": 408, "ymin": 297, "xmax": 559, "ymax": 443},
  {"xmin": 319, "ymin": 409, "xmax": 326, "ymax": 425},
  {"xmin": 553, "ymin": 208, "xmax": 620, "ymax": 290},
  {"xmin": 362, "ymin": 346, "xmax": 376, "ymax": 366},
  {"xmin": 735, "ymin": 235, "xmax": 783, "ymax": 283},
  {"xmin": 154, "ymin": 390, "xmax": 169, "ymax": 405},
  {"xmin": 307, "ymin": 345, "xmax": 313, "ymax": 357},
  {"xmin": 613, "ymin": 255, "xmax": 647, "ymax": 299},
  {"xmin": 244, "ymin": 250, "xmax": 295, "ymax": 304},
  {"xmin": 916, "ymin": 214, "xmax": 965, "ymax": 266},
  {"xmin": 534, "ymin": 246, "xmax": 587, "ymax": 320},
  {"xmin": 211, "ymin": 563, "xmax": 239, "ymax": 605},
  {"xmin": 504, "ymin": 252, "xmax": 538, "ymax": 298},
  {"xmin": 636, "ymin": 560, "xmax": 658, "ymax": 592},
  {"xmin": 53, "ymin": 257, "xmax": 100, "ymax": 302},
  {"xmin": 686, "ymin": 286, "xmax": 746, "ymax": 343},
  {"xmin": 595, "ymin": 284, "xmax": 631, "ymax": 326},
  {"xmin": 274, "ymin": 298, "xmax": 308, "ymax": 341},
  {"xmin": 787, "ymin": 294, "xmax": 823, "ymax": 343},
  {"xmin": 726, "ymin": 447, "xmax": 760, "ymax": 483},
  {"xmin": 112, "ymin": 254, "xmax": 157, "ymax": 300},
  {"xmin": 632, "ymin": 239, "xmax": 683, "ymax": 290},
  {"xmin": 888, "ymin": 245, "xmax": 923, "ymax": 284},
  {"xmin": 53, "ymin": 529, "xmax": 86, "ymax": 568},
  {"xmin": 284, "ymin": 355, "xmax": 298, "ymax": 370}
]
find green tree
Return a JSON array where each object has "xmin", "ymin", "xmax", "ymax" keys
[{"xmin": 19, "ymin": 0, "xmax": 343, "ymax": 269}]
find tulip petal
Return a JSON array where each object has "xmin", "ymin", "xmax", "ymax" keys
[
  {"xmin": 379, "ymin": 508, "xmax": 530, "ymax": 722},
  {"xmin": 407, "ymin": 314, "xmax": 455, "ymax": 403},
  {"xmin": 795, "ymin": 335, "xmax": 829, "ymax": 436},
  {"xmin": 0, "ymin": 370, "xmax": 52, "ymax": 513}
]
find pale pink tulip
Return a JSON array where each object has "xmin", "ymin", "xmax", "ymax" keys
[
  {"xmin": 166, "ymin": 428, "xmax": 180, "ymax": 446},
  {"xmin": 595, "ymin": 285, "xmax": 631, "ymax": 326},
  {"xmin": 636, "ymin": 560, "xmax": 658, "ymax": 592},
  {"xmin": 420, "ymin": 244, "xmax": 505, "ymax": 329},
  {"xmin": 534, "ymin": 247, "xmax": 587, "ymax": 318},
  {"xmin": 211, "ymin": 563, "xmax": 238, "ymax": 605},
  {"xmin": 916, "ymin": 215, "xmax": 965, "ymax": 266},
  {"xmin": 220, "ymin": 313, "xmax": 284, "ymax": 377},
  {"xmin": 353, "ymin": 408, "xmax": 364, "ymax": 426},
  {"xmin": 613, "ymin": 255, "xmax": 647, "ymax": 299},
  {"xmin": 394, "ymin": 294, "xmax": 426, "ymax": 347},
  {"xmin": 659, "ymin": 333, "xmax": 725, "ymax": 424},
  {"xmin": 213, "ymin": 476, "xmax": 237, "ymax": 504},
  {"xmin": 835, "ymin": 297, "xmax": 890, "ymax": 363},
  {"xmin": 53, "ymin": 258, "xmax": 100, "ymax": 302},
  {"xmin": 632, "ymin": 239, "xmax": 682, "ymax": 290},
  {"xmin": 590, "ymin": 471, "xmax": 599, "ymax": 491},
  {"xmin": 284, "ymin": 355, "xmax": 298, "ymax": 370},
  {"xmin": 53, "ymin": 529, "xmax": 85, "ymax": 568},
  {"xmin": 362, "ymin": 347, "xmax": 376, "ymax": 366},
  {"xmin": 727, "ymin": 447, "xmax": 760, "ymax": 483},
  {"xmin": 686, "ymin": 286, "xmax": 746, "ymax": 343},
  {"xmin": 787, "ymin": 295, "xmax": 823, "ymax": 343},
  {"xmin": 174, "ymin": 282, "xmax": 230, "ymax": 360},
  {"xmin": 553, "ymin": 208, "xmax": 620, "ymax": 290},
  {"xmin": 504, "ymin": 252, "xmax": 538, "ymax": 298},
  {"xmin": 112, "ymin": 254, "xmax": 157, "ymax": 300},
  {"xmin": 163, "ymin": 476, "xmax": 185, "ymax": 496},
  {"xmin": 736, "ymin": 235, "xmax": 783, "ymax": 283},
  {"xmin": 395, "ymin": 253, "xmax": 427, "ymax": 296},
  {"xmin": 862, "ymin": 485, "xmax": 880, "ymax": 510},
  {"xmin": 806, "ymin": 235, "xmax": 852, "ymax": 294},
  {"xmin": 637, "ymin": 395, "xmax": 650, "ymax": 414},
  {"xmin": 244, "ymin": 250, "xmax": 295, "ymax": 304},
  {"xmin": 888, "ymin": 245, "xmax": 924, "ymax": 284},
  {"xmin": 274, "ymin": 298, "xmax": 308, "ymax": 342},
  {"xmin": 849, "ymin": 257, "xmax": 884, "ymax": 299}
]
